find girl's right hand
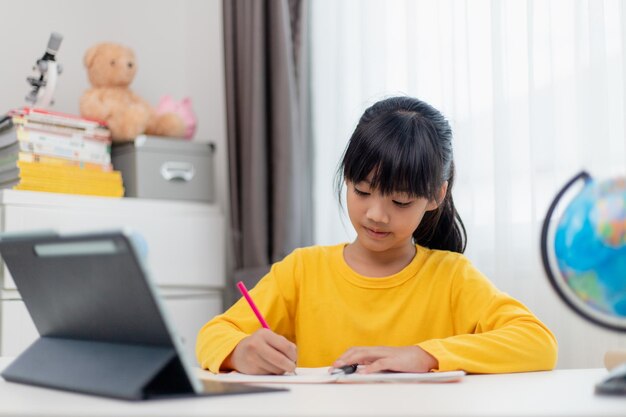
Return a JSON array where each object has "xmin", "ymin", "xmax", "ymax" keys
[{"xmin": 222, "ymin": 328, "xmax": 297, "ymax": 375}]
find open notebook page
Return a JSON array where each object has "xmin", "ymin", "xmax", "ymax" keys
[{"xmin": 196, "ymin": 367, "xmax": 465, "ymax": 384}]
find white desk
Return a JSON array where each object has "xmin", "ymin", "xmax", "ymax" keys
[{"xmin": 0, "ymin": 358, "xmax": 623, "ymax": 417}]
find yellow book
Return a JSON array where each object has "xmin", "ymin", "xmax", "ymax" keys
[
  {"xmin": 17, "ymin": 173, "xmax": 123, "ymax": 187},
  {"xmin": 18, "ymin": 176, "xmax": 123, "ymax": 189},
  {"xmin": 17, "ymin": 175, "xmax": 122, "ymax": 187},
  {"xmin": 17, "ymin": 166, "xmax": 124, "ymax": 194},
  {"xmin": 18, "ymin": 173, "xmax": 123, "ymax": 186},
  {"xmin": 17, "ymin": 162, "xmax": 122, "ymax": 181},
  {"xmin": 19, "ymin": 174, "xmax": 123, "ymax": 187},
  {"xmin": 15, "ymin": 182, "xmax": 124, "ymax": 198}
]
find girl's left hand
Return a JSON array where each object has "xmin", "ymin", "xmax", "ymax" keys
[{"xmin": 333, "ymin": 346, "xmax": 438, "ymax": 374}]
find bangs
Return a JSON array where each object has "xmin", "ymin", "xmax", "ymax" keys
[{"xmin": 342, "ymin": 111, "xmax": 443, "ymax": 199}]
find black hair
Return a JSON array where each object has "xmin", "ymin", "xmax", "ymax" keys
[{"xmin": 336, "ymin": 96, "xmax": 467, "ymax": 253}]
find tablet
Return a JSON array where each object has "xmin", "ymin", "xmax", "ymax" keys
[{"xmin": 0, "ymin": 230, "xmax": 284, "ymax": 400}]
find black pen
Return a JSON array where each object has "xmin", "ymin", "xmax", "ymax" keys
[{"xmin": 330, "ymin": 364, "xmax": 358, "ymax": 375}]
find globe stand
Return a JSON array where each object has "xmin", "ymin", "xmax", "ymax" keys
[
  {"xmin": 604, "ymin": 349, "xmax": 626, "ymax": 371},
  {"xmin": 596, "ymin": 362, "xmax": 626, "ymax": 395},
  {"xmin": 541, "ymin": 171, "xmax": 626, "ymax": 396}
]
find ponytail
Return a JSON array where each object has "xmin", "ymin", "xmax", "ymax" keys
[{"xmin": 412, "ymin": 163, "xmax": 467, "ymax": 253}]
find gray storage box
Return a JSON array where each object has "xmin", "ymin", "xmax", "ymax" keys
[{"xmin": 112, "ymin": 135, "xmax": 215, "ymax": 202}]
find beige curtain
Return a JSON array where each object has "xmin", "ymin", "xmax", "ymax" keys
[{"xmin": 223, "ymin": 0, "xmax": 312, "ymax": 302}]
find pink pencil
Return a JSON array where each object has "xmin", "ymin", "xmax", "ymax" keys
[{"xmin": 236, "ymin": 281, "xmax": 270, "ymax": 329}]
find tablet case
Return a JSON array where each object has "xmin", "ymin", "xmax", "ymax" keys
[{"xmin": 0, "ymin": 230, "xmax": 282, "ymax": 400}]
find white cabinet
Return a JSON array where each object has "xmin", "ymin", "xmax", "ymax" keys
[
  {"xmin": 0, "ymin": 190, "xmax": 225, "ymax": 365},
  {"xmin": 0, "ymin": 296, "xmax": 37, "ymax": 357},
  {"xmin": 161, "ymin": 289, "xmax": 224, "ymax": 365}
]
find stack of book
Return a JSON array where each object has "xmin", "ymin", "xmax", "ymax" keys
[{"xmin": 0, "ymin": 108, "xmax": 124, "ymax": 197}]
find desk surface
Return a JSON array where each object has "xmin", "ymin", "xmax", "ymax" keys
[{"xmin": 0, "ymin": 358, "xmax": 623, "ymax": 417}]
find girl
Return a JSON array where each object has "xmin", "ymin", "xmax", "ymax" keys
[{"xmin": 196, "ymin": 96, "xmax": 557, "ymax": 375}]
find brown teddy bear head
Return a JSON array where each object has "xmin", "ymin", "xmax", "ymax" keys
[{"xmin": 84, "ymin": 42, "xmax": 138, "ymax": 88}]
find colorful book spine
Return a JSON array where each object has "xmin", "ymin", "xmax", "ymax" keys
[
  {"xmin": 16, "ymin": 126, "xmax": 111, "ymax": 156},
  {"xmin": 10, "ymin": 107, "xmax": 108, "ymax": 131},
  {"xmin": 4, "ymin": 108, "xmax": 123, "ymax": 198},
  {"xmin": 18, "ymin": 153, "xmax": 112, "ymax": 172},
  {"xmin": 11, "ymin": 116, "xmax": 110, "ymax": 141},
  {"xmin": 18, "ymin": 140, "xmax": 111, "ymax": 165},
  {"xmin": 13, "ymin": 106, "xmax": 106, "ymax": 123}
]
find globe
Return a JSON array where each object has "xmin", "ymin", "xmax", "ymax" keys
[{"xmin": 541, "ymin": 171, "xmax": 626, "ymax": 332}]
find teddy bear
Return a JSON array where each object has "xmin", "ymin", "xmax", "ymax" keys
[{"xmin": 79, "ymin": 42, "xmax": 185, "ymax": 142}]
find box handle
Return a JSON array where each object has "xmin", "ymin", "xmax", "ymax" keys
[{"xmin": 160, "ymin": 161, "xmax": 195, "ymax": 182}]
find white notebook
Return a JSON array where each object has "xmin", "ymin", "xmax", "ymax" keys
[{"xmin": 196, "ymin": 367, "xmax": 465, "ymax": 384}]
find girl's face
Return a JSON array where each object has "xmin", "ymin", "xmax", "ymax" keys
[{"xmin": 346, "ymin": 178, "xmax": 441, "ymax": 254}]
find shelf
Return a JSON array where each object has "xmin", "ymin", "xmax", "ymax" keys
[{"xmin": 0, "ymin": 189, "xmax": 219, "ymax": 214}]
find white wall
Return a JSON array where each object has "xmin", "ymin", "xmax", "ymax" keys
[{"xmin": 0, "ymin": 0, "xmax": 229, "ymax": 228}]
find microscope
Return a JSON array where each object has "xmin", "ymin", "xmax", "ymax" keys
[{"xmin": 25, "ymin": 32, "xmax": 63, "ymax": 108}]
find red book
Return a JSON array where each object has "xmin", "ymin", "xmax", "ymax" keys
[
  {"xmin": 8, "ymin": 107, "xmax": 110, "ymax": 139},
  {"xmin": 9, "ymin": 107, "xmax": 108, "ymax": 129}
]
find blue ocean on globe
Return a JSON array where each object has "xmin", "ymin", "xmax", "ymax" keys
[{"xmin": 554, "ymin": 177, "xmax": 626, "ymax": 319}]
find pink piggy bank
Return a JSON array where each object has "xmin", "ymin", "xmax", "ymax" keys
[{"xmin": 154, "ymin": 96, "xmax": 197, "ymax": 139}]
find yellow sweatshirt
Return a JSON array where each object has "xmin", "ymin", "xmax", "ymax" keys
[{"xmin": 196, "ymin": 244, "xmax": 557, "ymax": 374}]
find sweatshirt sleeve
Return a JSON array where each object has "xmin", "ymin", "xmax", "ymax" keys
[
  {"xmin": 195, "ymin": 250, "xmax": 301, "ymax": 373},
  {"xmin": 418, "ymin": 261, "xmax": 558, "ymax": 374}
]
